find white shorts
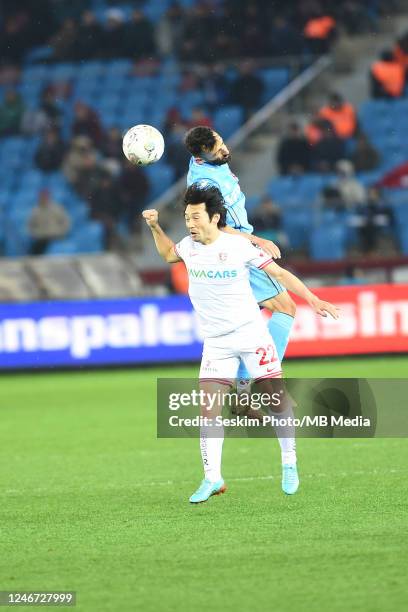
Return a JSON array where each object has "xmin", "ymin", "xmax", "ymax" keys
[{"xmin": 199, "ymin": 319, "xmax": 282, "ymax": 386}]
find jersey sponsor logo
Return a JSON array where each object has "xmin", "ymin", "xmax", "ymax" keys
[
  {"xmin": 218, "ymin": 252, "xmax": 228, "ymax": 262},
  {"xmin": 187, "ymin": 268, "xmax": 238, "ymax": 280}
]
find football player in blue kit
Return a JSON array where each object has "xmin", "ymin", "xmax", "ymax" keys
[{"xmin": 184, "ymin": 126, "xmax": 296, "ymax": 381}]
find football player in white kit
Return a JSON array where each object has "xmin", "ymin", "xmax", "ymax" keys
[{"xmin": 143, "ymin": 184, "xmax": 339, "ymax": 504}]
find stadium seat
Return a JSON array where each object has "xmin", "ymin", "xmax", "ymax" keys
[
  {"xmin": 74, "ymin": 221, "xmax": 105, "ymax": 253},
  {"xmin": 310, "ymin": 226, "xmax": 346, "ymax": 261},
  {"xmin": 46, "ymin": 239, "xmax": 80, "ymax": 255},
  {"xmin": 144, "ymin": 164, "xmax": 175, "ymax": 199},
  {"xmin": 214, "ymin": 106, "xmax": 243, "ymax": 138}
]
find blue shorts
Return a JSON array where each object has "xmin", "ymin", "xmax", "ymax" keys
[{"xmin": 249, "ymin": 266, "xmax": 285, "ymax": 304}]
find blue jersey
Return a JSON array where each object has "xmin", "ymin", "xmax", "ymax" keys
[{"xmin": 187, "ymin": 157, "xmax": 253, "ymax": 234}]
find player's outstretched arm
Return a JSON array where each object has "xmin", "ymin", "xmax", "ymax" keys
[
  {"xmin": 222, "ymin": 225, "xmax": 281, "ymax": 259},
  {"xmin": 142, "ymin": 209, "xmax": 181, "ymax": 263},
  {"xmin": 263, "ymin": 260, "xmax": 340, "ymax": 319}
]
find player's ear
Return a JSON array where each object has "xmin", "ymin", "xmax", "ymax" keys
[{"xmin": 212, "ymin": 213, "xmax": 220, "ymax": 226}]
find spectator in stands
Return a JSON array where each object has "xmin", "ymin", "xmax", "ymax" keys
[
  {"xmin": 156, "ymin": 2, "xmax": 185, "ymax": 57},
  {"xmin": 201, "ymin": 64, "xmax": 229, "ymax": 113},
  {"xmin": 187, "ymin": 107, "xmax": 213, "ymax": 129},
  {"xmin": 311, "ymin": 122, "xmax": 345, "ymax": 172},
  {"xmin": 34, "ymin": 129, "xmax": 65, "ymax": 172},
  {"xmin": 352, "ymin": 187, "xmax": 394, "ymax": 253},
  {"xmin": 75, "ymin": 10, "xmax": 103, "ymax": 60},
  {"xmin": 303, "ymin": 10, "xmax": 336, "ymax": 55},
  {"xmin": 321, "ymin": 185, "xmax": 345, "ymax": 212},
  {"xmin": 318, "ymin": 92, "xmax": 357, "ymax": 140},
  {"xmin": 394, "ymin": 31, "xmax": 408, "ymax": 78},
  {"xmin": 102, "ymin": 9, "xmax": 126, "ymax": 59},
  {"xmin": 250, "ymin": 196, "xmax": 288, "ymax": 249},
  {"xmin": 124, "ymin": 9, "xmax": 156, "ymax": 59},
  {"xmin": 28, "ymin": 189, "xmax": 71, "ymax": 255},
  {"xmin": 118, "ymin": 161, "xmax": 150, "ymax": 232},
  {"xmin": 334, "ymin": 160, "xmax": 366, "ymax": 207},
  {"xmin": 338, "ymin": 1, "xmax": 371, "ymax": 35},
  {"xmin": 277, "ymin": 122, "xmax": 311, "ymax": 175},
  {"xmin": 73, "ymin": 150, "xmax": 107, "ymax": 203},
  {"xmin": 0, "ymin": 90, "xmax": 24, "ymax": 136},
  {"xmin": 88, "ymin": 173, "xmax": 121, "ymax": 249},
  {"xmin": 370, "ymin": 49, "xmax": 405, "ymax": 99},
  {"xmin": 230, "ymin": 63, "xmax": 264, "ymax": 120},
  {"xmin": 62, "ymin": 135, "xmax": 94, "ymax": 185},
  {"xmin": 101, "ymin": 127, "xmax": 123, "ymax": 162},
  {"xmin": 71, "ymin": 101, "xmax": 103, "ymax": 147},
  {"xmin": 268, "ymin": 16, "xmax": 303, "ymax": 57},
  {"xmin": 39, "ymin": 86, "xmax": 63, "ymax": 130},
  {"xmin": 49, "ymin": 18, "xmax": 77, "ymax": 61},
  {"xmin": 351, "ymin": 134, "xmax": 379, "ymax": 172}
]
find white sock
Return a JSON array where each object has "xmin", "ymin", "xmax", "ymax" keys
[
  {"xmin": 270, "ymin": 405, "xmax": 297, "ymax": 466},
  {"xmin": 200, "ymin": 422, "xmax": 224, "ymax": 482}
]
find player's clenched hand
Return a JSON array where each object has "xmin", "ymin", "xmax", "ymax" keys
[
  {"xmin": 309, "ymin": 297, "xmax": 340, "ymax": 319},
  {"xmin": 256, "ymin": 238, "xmax": 281, "ymax": 259},
  {"xmin": 142, "ymin": 209, "xmax": 159, "ymax": 228}
]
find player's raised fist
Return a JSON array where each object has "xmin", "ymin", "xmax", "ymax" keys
[{"xmin": 142, "ymin": 209, "xmax": 159, "ymax": 228}]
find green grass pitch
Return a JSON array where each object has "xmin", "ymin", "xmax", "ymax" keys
[{"xmin": 1, "ymin": 356, "xmax": 407, "ymax": 611}]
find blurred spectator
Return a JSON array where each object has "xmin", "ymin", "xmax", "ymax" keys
[
  {"xmin": 394, "ymin": 31, "xmax": 408, "ymax": 77},
  {"xmin": 166, "ymin": 123, "xmax": 191, "ymax": 179},
  {"xmin": 62, "ymin": 135, "xmax": 94, "ymax": 185},
  {"xmin": 318, "ymin": 92, "xmax": 357, "ymax": 140},
  {"xmin": 34, "ymin": 129, "xmax": 66, "ymax": 172},
  {"xmin": 89, "ymin": 174, "xmax": 121, "ymax": 249},
  {"xmin": 28, "ymin": 189, "xmax": 71, "ymax": 255},
  {"xmin": 124, "ymin": 10, "xmax": 156, "ymax": 59},
  {"xmin": 187, "ymin": 107, "xmax": 213, "ymax": 129},
  {"xmin": 102, "ymin": 9, "xmax": 126, "ymax": 59},
  {"xmin": 277, "ymin": 122, "xmax": 311, "ymax": 175},
  {"xmin": 101, "ymin": 127, "xmax": 124, "ymax": 162},
  {"xmin": 0, "ymin": 90, "xmax": 24, "ymax": 136},
  {"xmin": 370, "ymin": 50, "xmax": 405, "ymax": 99},
  {"xmin": 73, "ymin": 151, "xmax": 107, "ymax": 203},
  {"xmin": 49, "ymin": 18, "xmax": 77, "ymax": 61},
  {"xmin": 351, "ymin": 187, "xmax": 394, "ymax": 253},
  {"xmin": 119, "ymin": 161, "xmax": 150, "ymax": 231},
  {"xmin": 75, "ymin": 11, "xmax": 103, "ymax": 60},
  {"xmin": 338, "ymin": 1, "xmax": 371, "ymax": 35},
  {"xmin": 39, "ymin": 86, "xmax": 64, "ymax": 129},
  {"xmin": 311, "ymin": 123, "xmax": 345, "ymax": 172},
  {"xmin": 321, "ymin": 185, "xmax": 345, "ymax": 212},
  {"xmin": 230, "ymin": 63, "xmax": 264, "ymax": 120},
  {"xmin": 72, "ymin": 102, "xmax": 103, "ymax": 147},
  {"xmin": 351, "ymin": 134, "xmax": 379, "ymax": 172},
  {"xmin": 201, "ymin": 65, "xmax": 229, "ymax": 113},
  {"xmin": 268, "ymin": 16, "xmax": 303, "ymax": 57},
  {"xmin": 303, "ymin": 11, "xmax": 336, "ymax": 55},
  {"xmin": 163, "ymin": 107, "xmax": 185, "ymax": 137},
  {"xmin": 250, "ymin": 196, "xmax": 288, "ymax": 248},
  {"xmin": 156, "ymin": 2, "xmax": 185, "ymax": 57},
  {"xmin": 334, "ymin": 160, "xmax": 366, "ymax": 206}
]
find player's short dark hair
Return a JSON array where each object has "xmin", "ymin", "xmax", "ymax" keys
[
  {"xmin": 184, "ymin": 126, "xmax": 216, "ymax": 156},
  {"xmin": 183, "ymin": 183, "xmax": 227, "ymax": 228}
]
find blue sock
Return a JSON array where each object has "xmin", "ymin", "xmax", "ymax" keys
[
  {"xmin": 267, "ymin": 312, "xmax": 294, "ymax": 362},
  {"xmin": 237, "ymin": 312, "xmax": 294, "ymax": 379}
]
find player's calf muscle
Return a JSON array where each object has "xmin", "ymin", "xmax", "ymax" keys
[{"xmin": 260, "ymin": 292, "xmax": 296, "ymax": 317}]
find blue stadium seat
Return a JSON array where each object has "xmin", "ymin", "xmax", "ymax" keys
[
  {"xmin": 46, "ymin": 239, "xmax": 80, "ymax": 255},
  {"xmin": 282, "ymin": 210, "xmax": 310, "ymax": 249},
  {"xmin": 310, "ymin": 225, "xmax": 346, "ymax": 261},
  {"xmin": 214, "ymin": 106, "xmax": 243, "ymax": 138},
  {"xmin": 259, "ymin": 68, "xmax": 290, "ymax": 103},
  {"xmin": 74, "ymin": 221, "xmax": 104, "ymax": 253},
  {"xmin": 145, "ymin": 164, "xmax": 175, "ymax": 199}
]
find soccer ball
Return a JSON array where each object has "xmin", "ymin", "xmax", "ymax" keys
[{"xmin": 122, "ymin": 124, "xmax": 165, "ymax": 166}]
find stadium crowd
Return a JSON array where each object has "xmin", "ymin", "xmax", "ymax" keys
[{"xmin": 0, "ymin": 0, "xmax": 405, "ymax": 260}]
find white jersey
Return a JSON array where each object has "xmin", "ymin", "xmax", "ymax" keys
[{"xmin": 174, "ymin": 232, "xmax": 273, "ymax": 338}]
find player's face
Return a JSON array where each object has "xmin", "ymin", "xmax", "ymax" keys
[
  {"xmin": 203, "ymin": 132, "xmax": 231, "ymax": 165},
  {"xmin": 184, "ymin": 203, "xmax": 219, "ymax": 243}
]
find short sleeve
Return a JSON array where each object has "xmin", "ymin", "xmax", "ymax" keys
[
  {"xmin": 241, "ymin": 240, "xmax": 274, "ymax": 270},
  {"xmin": 174, "ymin": 236, "xmax": 190, "ymax": 262}
]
